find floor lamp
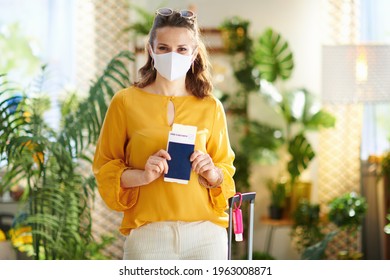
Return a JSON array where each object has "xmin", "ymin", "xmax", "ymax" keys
[{"xmin": 322, "ymin": 44, "xmax": 390, "ymax": 259}]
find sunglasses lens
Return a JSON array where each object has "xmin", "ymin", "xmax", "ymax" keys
[
  {"xmin": 156, "ymin": 7, "xmax": 173, "ymax": 16},
  {"xmin": 180, "ymin": 10, "xmax": 194, "ymax": 18}
]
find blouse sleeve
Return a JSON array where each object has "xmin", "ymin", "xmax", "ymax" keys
[
  {"xmin": 207, "ymin": 98, "xmax": 236, "ymax": 211},
  {"xmin": 92, "ymin": 90, "xmax": 139, "ymax": 212}
]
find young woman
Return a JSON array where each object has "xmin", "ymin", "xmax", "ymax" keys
[{"xmin": 93, "ymin": 7, "xmax": 236, "ymax": 260}]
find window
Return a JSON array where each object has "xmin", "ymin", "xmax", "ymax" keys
[
  {"xmin": 359, "ymin": 0, "xmax": 390, "ymax": 159},
  {"xmin": 0, "ymin": 0, "xmax": 76, "ymax": 129}
]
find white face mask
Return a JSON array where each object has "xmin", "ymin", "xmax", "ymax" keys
[{"xmin": 151, "ymin": 49, "xmax": 193, "ymax": 81}]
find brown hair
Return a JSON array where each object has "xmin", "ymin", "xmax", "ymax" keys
[{"xmin": 134, "ymin": 10, "xmax": 213, "ymax": 98}]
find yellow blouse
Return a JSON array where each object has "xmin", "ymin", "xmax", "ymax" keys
[{"xmin": 92, "ymin": 86, "xmax": 236, "ymax": 235}]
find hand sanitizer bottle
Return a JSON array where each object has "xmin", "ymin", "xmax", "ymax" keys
[{"xmin": 233, "ymin": 207, "xmax": 243, "ymax": 242}]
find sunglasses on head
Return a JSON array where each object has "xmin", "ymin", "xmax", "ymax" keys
[{"xmin": 156, "ymin": 7, "xmax": 196, "ymax": 20}]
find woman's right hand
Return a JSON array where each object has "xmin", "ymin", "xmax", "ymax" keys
[{"xmin": 143, "ymin": 149, "xmax": 171, "ymax": 183}]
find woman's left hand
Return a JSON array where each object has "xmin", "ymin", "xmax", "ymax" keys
[{"xmin": 190, "ymin": 150, "xmax": 220, "ymax": 185}]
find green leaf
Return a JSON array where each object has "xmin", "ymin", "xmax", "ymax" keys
[
  {"xmin": 240, "ymin": 121, "xmax": 283, "ymax": 163},
  {"xmin": 59, "ymin": 50, "xmax": 134, "ymax": 157},
  {"xmin": 122, "ymin": 3, "xmax": 154, "ymax": 37},
  {"xmin": 287, "ymin": 134, "xmax": 315, "ymax": 184},
  {"xmin": 1, "ymin": 50, "xmax": 135, "ymax": 259},
  {"xmin": 301, "ymin": 231, "xmax": 338, "ymax": 260},
  {"xmin": 254, "ymin": 28, "xmax": 294, "ymax": 82},
  {"xmin": 304, "ymin": 110, "xmax": 336, "ymax": 130},
  {"xmin": 328, "ymin": 192, "xmax": 368, "ymax": 231}
]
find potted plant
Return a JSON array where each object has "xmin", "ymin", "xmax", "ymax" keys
[
  {"xmin": 253, "ymin": 29, "xmax": 335, "ymax": 210},
  {"xmin": 219, "ymin": 19, "xmax": 284, "ymax": 199},
  {"xmin": 217, "ymin": 16, "xmax": 336, "ymax": 260},
  {"xmin": 290, "ymin": 199, "xmax": 324, "ymax": 255},
  {"xmin": 219, "ymin": 18, "xmax": 336, "ymax": 217},
  {"xmin": 266, "ymin": 179, "xmax": 287, "ymax": 219},
  {"xmin": 0, "ymin": 51, "xmax": 134, "ymax": 259},
  {"xmin": 328, "ymin": 191, "xmax": 368, "ymax": 259},
  {"xmin": 256, "ymin": 32, "xmax": 336, "ymax": 218}
]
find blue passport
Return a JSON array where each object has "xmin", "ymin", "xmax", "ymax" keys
[
  {"xmin": 165, "ymin": 142, "xmax": 194, "ymax": 182},
  {"xmin": 164, "ymin": 124, "xmax": 197, "ymax": 184}
]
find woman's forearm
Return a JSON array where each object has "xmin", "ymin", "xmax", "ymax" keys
[
  {"xmin": 120, "ymin": 168, "xmax": 150, "ymax": 188},
  {"xmin": 121, "ymin": 149, "xmax": 171, "ymax": 188}
]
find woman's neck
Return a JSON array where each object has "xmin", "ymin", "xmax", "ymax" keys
[{"xmin": 148, "ymin": 76, "xmax": 190, "ymax": 97}]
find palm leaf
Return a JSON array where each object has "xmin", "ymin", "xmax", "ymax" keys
[
  {"xmin": 122, "ymin": 3, "xmax": 154, "ymax": 37},
  {"xmin": 59, "ymin": 50, "xmax": 134, "ymax": 159},
  {"xmin": 2, "ymin": 51, "xmax": 135, "ymax": 259},
  {"xmin": 0, "ymin": 76, "xmax": 27, "ymax": 160},
  {"xmin": 15, "ymin": 177, "xmax": 92, "ymax": 259}
]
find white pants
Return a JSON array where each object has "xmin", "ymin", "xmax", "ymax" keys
[{"xmin": 123, "ymin": 221, "xmax": 228, "ymax": 260}]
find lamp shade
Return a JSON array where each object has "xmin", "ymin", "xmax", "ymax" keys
[{"xmin": 322, "ymin": 44, "xmax": 390, "ymax": 103}]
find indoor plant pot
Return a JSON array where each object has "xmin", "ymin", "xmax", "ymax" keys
[{"xmin": 267, "ymin": 179, "xmax": 287, "ymax": 220}]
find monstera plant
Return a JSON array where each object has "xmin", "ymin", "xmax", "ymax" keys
[
  {"xmin": 255, "ymin": 29, "xmax": 336, "ymax": 219},
  {"xmin": 219, "ymin": 19, "xmax": 283, "ymax": 194},
  {"xmin": 219, "ymin": 19, "xmax": 336, "ymax": 219},
  {"xmin": 0, "ymin": 51, "xmax": 134, "ymax": 259},
  {"xmin": 253, "ymin": 28, "xmax": 336, "ymax": 187}
]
